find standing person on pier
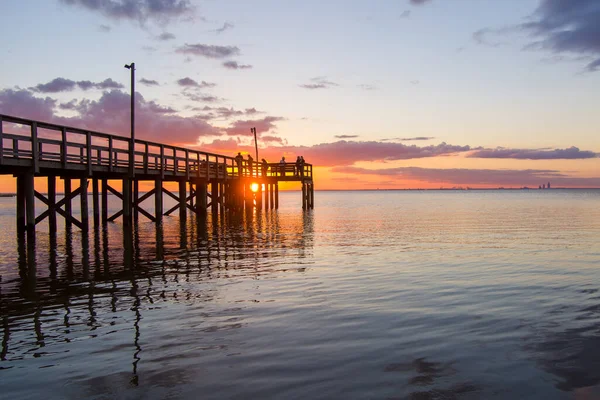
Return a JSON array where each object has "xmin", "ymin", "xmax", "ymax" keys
[
  {"xmin": 261, "ymin": 158, "xmax": 269, "ymax": 177},
  {"xmin": 300, "ymin": 156, "xmax": 306, "ymax": 178},
  {"xmin": 235, "ymin": 152, "xmax": 244, "ymax": 176},
  {"xmin": 295, "ymin": 156, "xmax": 302, "ymax": 177},
  {"xmin": 279, "ymin": 156, "xmax": 286, "ymax": 177},
  {"xmin": 247, "ymin": 155, "xmax": 254, "ymax": 177}
]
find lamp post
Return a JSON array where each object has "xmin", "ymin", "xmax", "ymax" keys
[{"xmin": 124, "ymin": 62, "xmax": 135, "ymax": 177}]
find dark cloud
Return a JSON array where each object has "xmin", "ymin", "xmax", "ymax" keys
[
  {"xmin": 0, "ymin": 88, "xmax": 217, "ymax": 144},
  {"xmin": 260, "ymin": 141, "xmax": 471, "ymax": 167},
  {"xmin": 299, "ymin": 77, "xmax": 339, "ymax": 90},
  {"xmin": 479, "ymin": 1, "xmax": 600, "ymax": 72},
  {"xmin": 409, "ymin": 0, "xmax": 433, "ymax": 5},
  {"xmin": 139, "ymin": 78, "xmax": 159, "ymax": 86},
  {"xmin": 331, "ymin": 165, "xmax": 600, "ymax": 188},
  {"xmin": 224, "ymin": 116, "xmax": 284, "ymax": 136},
  {"xmin": 222, "ymin": 61, "xmax": 253, "ymax": 70},
  {"xmin": 335, "ymin": 135, "xmax": 359, "ymax": 139},
  {"xmin": 95, "ymin": 78, "xmax": 124, "ymax": 90},
  {"xmin": 175, "ymin": 43, "xmax": 240, "ymax": 59},
  {"xmin": 469, "ymin": 146, "xmax": 598, "ymax": 160},
  {"xmin": 156, "ymin": 32, "xmax": 175, "ymax": 41},
  {"xmin": 60, "ymin": 0, "xmax": 194, "ymax": 25},
  {"xmin": 31, "ymin": 77, "xmax": 124, "ymax": 93},
  {"xmin": 214, "ymin": 22, "xmax": 234, "ymax": 34},
  {"xmin": 0, "ymin": 89, "xmax": 57, "ymax": 121},
  {"xmin": 98, "ymin": 24, "xmax": 111, "ymax": 32}
]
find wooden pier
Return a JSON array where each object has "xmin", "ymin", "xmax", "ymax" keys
[{"xmin": 0, "ymin": 114, "xmax": 315, "ymax": 237}]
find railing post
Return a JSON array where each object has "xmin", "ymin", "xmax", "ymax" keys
[
  {"xmin": 196, "ymin": 153, "xmax": 200, "ymax": 178},
  {"xmin": 61, "ymin": 127, "xmax": 67, "ymax": 168},
  {"xmin": 31, "ymin": 122, "xmax": 39, "ymax": 173},
  {"xmin": 144, "ymin": 143, "xmax": 149, "ymax": 174},
  {"xmin": 174, "ymin": 149, "xmax": 178, "ymax": 176},
  {"xmin": 108, "ymin": 137, "xmax": 113, "ymax": 172},
  {"xmin": 0, "ymin": 115, "xmax": 3, "ymax": 165},
  {"xmin": 185, "ymin": 149, "xmax": 189, "ymax": 180},
  {"xmin": 160, "ymin": 145, "xmax": 165, "ymax": 180},
  {"xmin": 86, "ymin": 131, "xmax": 92, "ymax": 176}
]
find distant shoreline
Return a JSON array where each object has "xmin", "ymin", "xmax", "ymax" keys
[{"xmin": 0, "ymin": 187, "xmax": 598, "ymax": 196}]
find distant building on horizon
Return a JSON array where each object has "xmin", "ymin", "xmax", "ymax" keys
[{"xmin": 548, "ymin": 182, "xmax": 551, "ymax": 189}]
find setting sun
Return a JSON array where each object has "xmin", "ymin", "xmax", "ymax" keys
[{"xmin": 250, "ymin": 183, "xmax": 259, "ymax": 192}]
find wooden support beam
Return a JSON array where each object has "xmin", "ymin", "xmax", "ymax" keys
[
  {"xmin": 310, "ymin": 183, "xmax": 315, "ymax": 209},
  {"xmin": 275, "ymin": 182, "xmax": 279, "ymax": 210},
  {"xmin": 302, "ymin": 182, "xmax": 307, "ymax": 210},
  {"xmin": 133, "ymin": 180, "xmax": 139, "ymax": 224},
  {"xmin": 48, "ymin": 176, "xmax": 57, "ymax": 232},
  {"xmin": 64, "ymin": 178, "xmax": 72, "ymax": 229},
  {"xmin": 101, "ymin": 179, "xmax": 108, "ymax": 224},
  {"xmin": 179, "ymin": 180, "xmax": 187, "ymax": 221},
  {"xmin": 80, "ymin": 178, "xmax": 89, "ymax": 231},
  {"xmin": 195, "ymin": 180, "xmax": 207, "ymax": 218},
  {"xmin": 92, "ymin": 178, "xmax": 99, "ymax": 227},
  {"xmin": 16, "ymin": 175, "xmax": 25, "ymax": 234},
  {"xmin": 269, "ymin": 183, "xmax": 274, "ymax": 209},
  {"xmin": 211, "ymin": 181, "xmax": 218, "ymax": 214},
  {"xmin": 122, "ymin": 178, "xmax": 131, "ymax": 226},
  {"xmin": 155, "ymin": 179, "xmax": 163, "ymax": 224},
  {"xmin": 24, "ymin": 172, "xmax": 35, "ymax": 232}
]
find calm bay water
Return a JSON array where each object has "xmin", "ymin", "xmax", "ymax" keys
[{"xmin": 1, "ymin": 190, "xmax": 600, "ymax": 399}]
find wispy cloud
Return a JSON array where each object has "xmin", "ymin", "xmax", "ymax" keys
[
  {"xmin": 357, "ymin": 84, "xmax": 377, "ymax": 91},
  {"xmin": 469, "ymin": 146, "xmax": 598, "ymax": 160},
  {"xmin": 299, "ymin": 77, "xmax": 339, "ymax": 90},
  {"xmin": 139, "ymin": 78, "xmax": 159, "ymax": 86},
  {"xmin": 177, "ymin": 77, "xmax": 217, "ymax": 88},
  {"xmin": 31, "ymin": 77, "xmax": 124, "ymax": 93},
  {"xmin": 409, "ymin": 0, "xmax": 433, "ymax": 5},
  {"xmin": 156, "ymin": 32, "xmax": 176, "ymax": 41},
  {"xmin": 222, "ymin": 61, "xmax": 253, "ymax": 70},
  {"xmin": 382, "ymin": 137, "xmax": 435, "ymax": 142},
  {"xmin": 98, "ymin": 24, "xmax": 111, "ymax": 32},
  {"xmin": 60, "ymin": 0, "xmax": 194, "ymax": 25},
  {"xmin": 400, "ymin": 10, "xmax": 411, "ymax": 18},
  {"xmin": 331, "ymin": 165, "xmax": 600, "ymax": 188},
  {"xmin": 214, "ymin": 22, "xmax": 234, "ymax": 34},
  {"xmin": 176, "ymin": 43, "xmax": 240, "ymax": 59},
  {"xmin": 335, "ymin": 135, "xmax": 359, "ymax": 139}
]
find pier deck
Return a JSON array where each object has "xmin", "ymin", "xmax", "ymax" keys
[{"xmin": 0, "ymin": 114, "xmax": 315, "ymax": 235}]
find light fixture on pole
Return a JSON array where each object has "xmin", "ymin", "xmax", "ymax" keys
[{"xmin": 124, "ymin": 62, "xmax": 135, "ymax": 177}]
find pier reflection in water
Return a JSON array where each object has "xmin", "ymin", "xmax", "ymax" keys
[{"xmin": 1, "ymin": 196, "xmax": 314, "ymax": 398}]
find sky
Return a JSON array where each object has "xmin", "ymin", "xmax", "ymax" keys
[{"xmin": 0, "ymin": 0, "xmax": 599, "ymax": 190}]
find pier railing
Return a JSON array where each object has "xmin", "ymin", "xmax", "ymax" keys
[{"xmin": 0, "ymin": 114, "xmax": 312, "ymax": 181}]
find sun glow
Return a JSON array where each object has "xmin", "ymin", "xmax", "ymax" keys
[{"xmin": 250, "ymin": 183, "xmax": 259, "ymax": 192}]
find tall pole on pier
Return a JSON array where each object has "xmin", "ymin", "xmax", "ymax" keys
[
  {"xmin": 124, "ymin": 62, "xmax": 135, "ymax": 178},
  {"xmin": 252, "ymin": 127, "xmax": 258, "ymax": 161}
]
